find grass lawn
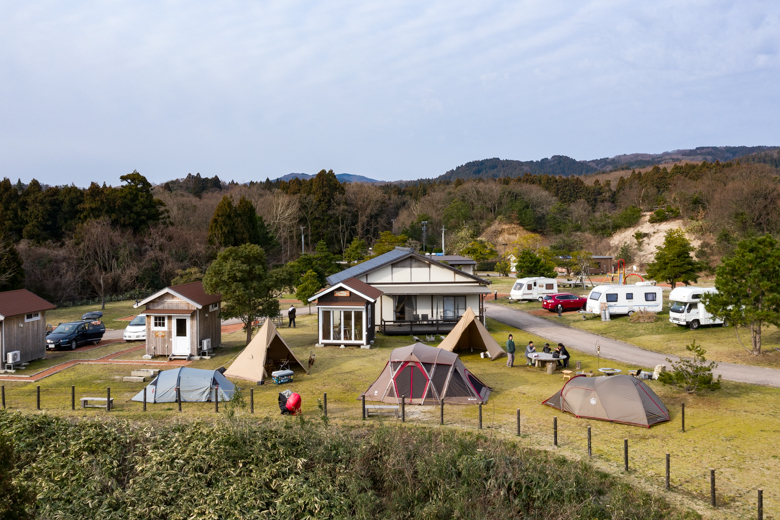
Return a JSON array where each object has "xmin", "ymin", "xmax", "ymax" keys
[
  {"xmin": 46, "ymin": 300, "xmax": 140, "ymax": 331},
  {"xmin": 497, "ymin": 293, "xmax": 780, "ymax": 369},
  {"xmin": 3, "ymin": 306, "xmax": 777, "ymax": 518}
]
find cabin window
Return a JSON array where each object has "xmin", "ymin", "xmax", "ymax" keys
[
  {"xmin": 152, "ymin": 316, "xmax": 166, "ymax": 330},
  {"xmin": 644, "ymin": 292, "xmax": 657, "ymax": 302},
  {"xmin": 322, "ymin": 309, "xmax": 363, "ymax": 342},
  {"xmin": 322, "ymin": 310, "xmax": 331, "ymax": 340},
  {"xmin": 625, "ymin": 293, "xmax": 633, "ymax": 300},
  {"xmin": 545, "ymin": 284, "xmax": 554, "ymax": 290},
  {"xmin": 24, "ymin": 312, "xmax": 40, "ymax": 322},
  {"xmin": 606, "ymin": 294, "xmax": 618, "ymax": 302},
  {"xmin": 692, "ymin": 294, "xmax": 701, "ymax": 300},
  {"xmin": 209, "ymin": 303, "xmax": 219, "ymax": 312}
]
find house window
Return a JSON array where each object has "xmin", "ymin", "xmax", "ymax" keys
[
  {"xmin": 645, "ymin": 292, "xmax": 657, "ymax": 302},
  {"xmin": 606, "ymin": 294, "xmax": 618, "ymax": 302},
  {"xmin": 626, "ymin": 293, "xmax": 633, "ymax": 300},
  {"xmin": 322, "ymin": 310, "xmax": 363, "ymax": 342},
  {"xmin": 209, "ymin": 303, "xmax": 219, "ymax": 312},
  {"xmin": 25, "ymin": 312, "xmax": 40, "ymax": 322},
  {"xmin": 152, "ymin": 316, "xmax": 166, "ymax": 330}
]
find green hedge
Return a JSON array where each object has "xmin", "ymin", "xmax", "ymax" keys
[{"xmin": 0, "ymin": 412, "xmax": 699, "ymax": 520}]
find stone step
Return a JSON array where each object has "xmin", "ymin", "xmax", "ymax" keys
[
  {"xmin": 131, "ymin": 369, "xmax": 159, "ymax": 377},
  {"xmin": 123, "ymin": 376, "xmax": 146, "ymax": 383}
]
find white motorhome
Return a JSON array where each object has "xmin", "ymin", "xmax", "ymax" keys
[
  {"xmin": 509, "ymin": 277, "xmax": 558, "ymax": 301},
  {"xmin": 668, "ymin": 287, "xmax": 723, "ymax": 329},
  {"xmin": 585, "ymin": 282, "xmax": 663, "ymax": 315},
  {"xmin": 123, "ymin": 314, "xmax": 146, "ymax": 342}
]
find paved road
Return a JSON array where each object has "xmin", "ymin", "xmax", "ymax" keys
[{"xmin": 485, "ymin": 302, "xmax": 780, "ymax": 388}]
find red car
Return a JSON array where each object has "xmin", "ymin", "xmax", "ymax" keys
[{"xmin": 542, "ymin": 293, "xmax": 587, "ymax": 313}]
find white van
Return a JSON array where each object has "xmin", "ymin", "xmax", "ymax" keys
[
  {"xmin": 668, "ymin": 287, "xmax": 723, "ymax": 329},
  {"xmin": 585, "ymin": 283, "xmax": 663, "ymax": 315},
  {"xmin": 509, "ymin": 277, "xmax": 558, "ymax": 302},
  {"xmin": 123, "ymin": 315, "xmax": 146, "ymax": 341}
]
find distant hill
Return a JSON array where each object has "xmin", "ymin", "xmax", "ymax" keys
[
  {"xmin": 439, "ymin": 146, "xmax": 780, "ymax": 181},
  {"xmin": 276, "ymin": 172, "xmax": 382, "ymax": 184}
]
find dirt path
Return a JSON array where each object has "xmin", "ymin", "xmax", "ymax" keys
[
  {"xmin": 485, "ymin": 302, "xmax": 780, "ymax": 388},
  {"xmin": 0, "ymin": 345, "xmax": 189, "ymax": 383}
]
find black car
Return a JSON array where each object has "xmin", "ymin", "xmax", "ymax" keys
[
  {"xmin": 82, "ymin": 311, "xmax": 104, "ymax": 321},
  {"xmin": 46, "ymin": 321, "xmax": 106, "ymax": 350}
]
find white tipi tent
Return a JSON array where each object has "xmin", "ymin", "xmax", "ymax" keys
[{"xmin": 437, "ymin": 308, "xmax": 506, "ymax": 360}]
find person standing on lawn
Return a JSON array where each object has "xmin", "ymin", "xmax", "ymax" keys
[
  {"xmin": 525, "ymin": 341, "xmax": 536, "ymax": 366},
  {"xmin": 288, "ymin": 305, "xmax": 296, "ymax": 328},
  {"xmin": 506, "ymin": 334, "xmax": 516, "ymax": 367}
]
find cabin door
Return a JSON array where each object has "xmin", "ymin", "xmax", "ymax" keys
[{"xmin": 173, "ymin": 317, "xmax": 190, "ymax": 356}]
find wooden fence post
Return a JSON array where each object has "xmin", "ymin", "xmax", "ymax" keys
[
  {"xmin": 143, "ymin": 387, "xmax": 147, "ymax": 412},
  {"xmin": 440, "ymin": 400, "xmax": 444, "ymax": 425},
  {"xmin": 177, "ymin": 387, "xmax": 182, "ymax": 412},
  {"xmin": 710, "ymin": 469, "xmax": 716, "ymax": 507},
  {"xmin": 516, "ymin": 409, "xmax": 520, "ymax": 436},
  {"xmin": 323, "ymin": 393, "xmax": 327, "ymax": 417},
  {"xmin": 106, "ymin": 387, "xmax": 110, "ymax": 412},
  {"xmin": 758, "ymin": 489, "xmax": 763, "ymax": 520},
  {"xmin": 553, "ymin": 417, "xmax": 557, "ymax": 446},
  {"xmin": 1, "ymin": 385, "xmax": 4, "ymax": 409},
  {"xmin": 362, "ymin": 394, "xmax": 366, "ymax": 420},
  {"xmin": 624, "ymin": 439, "xmax": 628, "ymax": 471},
  {"xmin": 214, "ymin": 387, "xmax": 219, "ymax": 413},
  {"xmin": 401, "ymin": 396, "xmax": 405, "ymax": 422},
  {"xmin": 666, "ymin": 454, "xmax": 670, "ymax": 490},
  {"xmin": 71, "ymin": 386, "xmax": 75, "ymax": 411},
  {"xmin": 478, "ymin": 403, "xmax": 482, "ymax": 429},
  {"xmin": 36, "ymin": 386, "xmax": 40, "ymax": 410},
  {"xmin": 681, "ymin": 402, "xmax": 685, "ymax": 433},
  {"xmin": 250, "ymin": 389, "xmax": 254, "ymax": 414},
  {"xmin": 587, "ymin": 426, "xmax": 592, "ymax": 458}
]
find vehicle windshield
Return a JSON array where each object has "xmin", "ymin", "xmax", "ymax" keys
[
  {"xmin": 52, "ymin": 323, "xmax": 80, "ymax": 334},
  {"xmin": 589, "ymin": 291, "xmax": 601, "ymax": 301},
  {"xmin": 129, "ymin": 315, "xmax": 146, "ymax": 326},
  {"xmin": 670, "ymin": 302, "xmax": 686, "ymax": 313}
]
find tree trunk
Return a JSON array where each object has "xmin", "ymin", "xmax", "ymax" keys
[
  {"xmin": 246, "ymin": 319, "xmax": 253, "ymax": 346},
  {"xmin": 100, "ymin": 274, "xmax": 106, "ymax": 310},
  {"xmin": 751, "ymin": 321, "xmax": 762, "ymax": 355}
]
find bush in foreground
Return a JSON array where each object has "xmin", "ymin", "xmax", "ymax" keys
[{"xmin": 0, "ymin": 412, "xmax": 700, "ymax": 519}]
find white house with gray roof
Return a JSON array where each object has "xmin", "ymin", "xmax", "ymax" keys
[{"xmin": 320, "ymin": 247, "xmax": 491, "ymax": 336}]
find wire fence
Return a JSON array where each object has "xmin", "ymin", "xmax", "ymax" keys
[{"xmin": 1, "ymin": 384, "xmax": 774, "ymax": 519}]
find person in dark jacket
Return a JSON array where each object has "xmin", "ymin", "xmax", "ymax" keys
[
  {"xmin": 543, "ymin": 343, "xmax": 551, "ymax": 353},
  {"xmin": 506, "ymin": 334, "xmax": 516, "ymax": 367},
  {"xmin": 288, "ymin": 305, "xmax": 296, "ymax": 328},
  {"xmin": 555, "ymin": 343, "xmax": 570, "ymax": 368}
]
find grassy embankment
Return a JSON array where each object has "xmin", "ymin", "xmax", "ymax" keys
[{"xmin": 2, "ymin": 301, "xmax": 778, "ymax": 518}]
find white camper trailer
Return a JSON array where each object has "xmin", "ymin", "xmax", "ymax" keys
[
  {"xmin": 668, "ymin": 287, "xmax": 723, "ymax": 329},
  {"xmin": 509, "ymin": 277, "xmax": 558, "ymax": 301},
  {"xmin": 585, "ymin": 282, "xmax": 663, "ymax": 316}
]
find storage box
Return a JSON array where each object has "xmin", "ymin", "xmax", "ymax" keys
[{"xmin": 272, "ymin": 369, "xmax": 294, "ymax": 385}]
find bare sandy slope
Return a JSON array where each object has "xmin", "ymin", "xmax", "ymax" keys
[{"xmin": 609, "ymin": 213, "xmax": 700, "ymax": 265}]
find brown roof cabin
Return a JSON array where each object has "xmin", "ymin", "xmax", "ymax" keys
[
  {"xmin": 134, "ymin": 282, "xmax": 221, "ymax": 359},
  {"xmin": 309, "ymin": 278, "xmax": 383, "ymax": 348},
  {"xmin": 0, "ymin": 289, "xmax": 56, "ymax": 366}
]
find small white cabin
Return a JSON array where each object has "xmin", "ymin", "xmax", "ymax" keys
[
  {"xmin": 585, "ymin": 283, "xmax": 663, "ymax": 315},
  {"xmin": 668, "ymin": 287, "xmax": 723, "ymax": 329},
  {"xmin": 509, "ymin": 277, "xmax": 558, "ymax": 301}
]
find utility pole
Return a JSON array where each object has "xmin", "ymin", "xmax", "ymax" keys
[
  {"xmin": 421, "ymin": 221, "xmax": 428, "ymax": 253},
  {"xmin": 441, "ymin": 226, "xmax": 446, "ymax": 255},
  {"xmin": 391, "ymin": 219, "xmax": 396, "ymax": 234},
  {"xmin": 300, "ymin": 226, "xmax": 305, "ymax": 255}
]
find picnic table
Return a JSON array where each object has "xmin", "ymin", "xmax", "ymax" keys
[
  {"xmin": 81, "ymin": 397, "xmax": 114, "ymax": 410},
  {"xmin": 365, "ymin": 404, "xmax": 399, "ymax": 418},
  {"xmin": 530, "ymin": 353, "xmax": 568, "ymax": 374}
]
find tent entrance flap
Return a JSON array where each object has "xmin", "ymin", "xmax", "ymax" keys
[{"xmin": 393, "ymin": 361, "xmax": 430, "ymax": 403}]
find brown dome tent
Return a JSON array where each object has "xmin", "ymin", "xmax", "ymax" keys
[
  {"xmin": 361, "ymin": 343, "xmax": 490, "ymax": 405},
  {"xmin": 224, "ymin": 319, "xmax": 308, "ymax": 384},
  {"xmin": 543, "ymin": 375, "xmax": 670, "ymax": 427},
  {"xmin": 437, "ymin": 308, "xmax": 506, "ymax": 360}
]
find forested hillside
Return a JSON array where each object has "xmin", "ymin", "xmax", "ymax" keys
[{"xmin": 1, "ymin": 160, "xmax": 778, "ymax": 304}]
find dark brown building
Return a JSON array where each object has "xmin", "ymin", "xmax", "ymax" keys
[
  {"xmin": 309, "ymin": 277, "xmax": 383, "ymax": 347},
  {"xmin": 590, "ymin": 256, "xmax": 614, "ymax": 275}
]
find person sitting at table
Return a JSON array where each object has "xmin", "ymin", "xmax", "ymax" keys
[
  {"xmin": 525, "ymin": 341, "xmax": 536, "ymax": 366},
  {"xmin": 555, "ymin": 343, "xmax": 570, "ymax": 368},
  {"xmin": 543, "ymin": 343, "xmax": 551, "ymax": 353}
]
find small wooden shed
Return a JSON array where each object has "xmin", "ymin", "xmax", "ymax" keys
[
  {"xmin": 0, "ymin": 289, "xmax": 56, "ymax": 365},
  {"xmin": 134, "ymin": 282, "xmax": 221, "ymax": 359},
  {"xmin": 309, "ymin": 277, "xmax": 382, "ymax": 347}
]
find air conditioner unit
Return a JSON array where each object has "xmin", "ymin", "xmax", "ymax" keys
[
  {"xmin": 201, "ymin": 339, "xmax": 211, "ymax": 351},
  {"xmin": 6, "ymin": 351, "xmax": 20, "ymax": 364}
]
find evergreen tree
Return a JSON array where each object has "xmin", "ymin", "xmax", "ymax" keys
[
  {"xmin": 514, "ymin": 249, "xmax": 557, "ymax": 278},
  {"xmin": 0, "ymin": 234, "xmax": 25, "ymax": 291},
  {"xmin": 208, "ymin": 196, "xmax": 239, "ymax": 247},
  {"xmin": 295, "ymin": 269, "xmax": 322, "ymax": 313},
  {"xmin": 461, "ymin": 240, "xmax": 498, "ymax": 262},
  {"xmin": 646, "ymin": 230, "xmax": 702, "ymax": 289},
  {"xmin": 344, "ymin": 238, "xmax": 368, "ymax": 263}
]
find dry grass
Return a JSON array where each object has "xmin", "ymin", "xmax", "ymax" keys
[{"xmin": 630, "ymin": 309, "xmax": 658, "ymax": 323}]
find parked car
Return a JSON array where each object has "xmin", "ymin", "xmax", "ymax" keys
[
  {"xmin": 123, "ymin": 315, "xmax": 146, "ymax": 341},
  {"xmin": 542, "ymin": 293, "xmax": 587, "ymax": 312},
  {"xmin": 46, "ymin": 320, "xmax": 106, "ymax": 350},
  {"xmin": 82, "ymin": 311, "xmax": 104, "ymax": 320}
]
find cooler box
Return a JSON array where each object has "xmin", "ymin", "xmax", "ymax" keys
[{"xmin": 272, "ymin": 369, "xmax": 294, "ymax": 385}]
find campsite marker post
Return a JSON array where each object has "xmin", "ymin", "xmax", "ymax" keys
[
  {"xmin": 36, "ymin": 386, "xmax": 40, "ymax": 410},
  {"xmin": 516, "ymin": 409, "xmax": 520, "ymax": 436},
  {"xmin": 250, "ymin": 389, "xmax": 254, "ymax": 414},
  {"xmin": 362, "ymin": 395, "xmax": 366, "ymax": 420},
  {"xmin": 665, "ymin": 454, "xmax": 670, "ymax": 490},
  {"xmin": 553, "ymin": 417, "xmax": 557, "ymax": 447},
  {"xmin": 401, "ymin": 396, "xmax": 405, "ymax": 422},
  {"xmin": 143, "ymin": 387, "xmax": 147, "ymax": 412},
  {"xmin": 681, "ymin": 403, "xmax": 685, "ymax": 432},
  {"xmin": 106, "ymin": 387, "xmax": 110, "ymax": 412},
  {"xmin": 71, "ymin": 386, "xmax": 75, "ymax": 410},
  {"xmin": 758, "ymin": 489, "xmax": 763, "ymax": 520},
  {"xmin": 710, "ymin": 469, "xmax": 716, "ymax": 507},
  {"xmin": 587, "ymin": 426, "xmax": 591, "ymax": 457},
  {"xmin": 624, "ymin": 439, "xmax": 628, "ymax": 471},
  {"xmin": 478, "ymin": 404, "xmax": 482, "ymax": 429}
]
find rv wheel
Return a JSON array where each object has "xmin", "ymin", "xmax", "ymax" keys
[
  {"xmin": 689, "ymin": 320, "xmax": 700, "ymax": 330},
  {"xmin": 538, "ymin": 297, "xmax": 544, "ymax": 302},
  {"xmin": 627, "ymin": 311, "xmax": 634, "ymax": 317}
]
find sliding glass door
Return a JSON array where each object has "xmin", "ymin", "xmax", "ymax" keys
[{"xmin": 321, "ymin": 309, "xmax": 364, "ymax": 343}]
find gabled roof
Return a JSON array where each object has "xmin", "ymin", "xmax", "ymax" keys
[
  {"xmin": 435, "ymin": 255, "xmax": 477, "ymax": 265},
  {"xmin": 309, "ymin": 278, "xmax": 384, "ymax": 302},
  {"xmin": 0, "ymin": 289, "xmax": 56, "ymax": 320},
  {"xmin": 327, "ymin": 247, "xmax": 490, "ymax": 286},
  {"xmin": 134, "ymin": 281, "xmax": 221, "ymax": 309}
]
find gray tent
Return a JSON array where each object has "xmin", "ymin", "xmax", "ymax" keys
[
  {"xmin": 543, "ymin": 374, "xmax": 669, "ymax": 427},
  {"xmin": 361, "ymin": 343, "xmax": 491, "ymax": 405},
  {"xmin": 131, "ymin": 367, "xmax": 235, "ymax": 403}
]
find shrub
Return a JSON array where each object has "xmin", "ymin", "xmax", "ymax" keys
[
  {"xmin": 475, "ymin": 261, "xmax": 497, "ymax": 272},
  {"xmin": 659, "ymin": 341, "xmax": 721, "ymax": 393},
  {"xmin": 649, "ymin": 206, "xmax": 681, "ymax": 223}
]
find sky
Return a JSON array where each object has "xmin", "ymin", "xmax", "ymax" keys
[{"xmin": 1, "ymin": 1, "xmax": 779, "ymax": 187}]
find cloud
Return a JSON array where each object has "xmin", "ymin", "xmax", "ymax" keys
[{"xmin": 0, "ymin": 0, "xmax": 778, "ymax": 186}]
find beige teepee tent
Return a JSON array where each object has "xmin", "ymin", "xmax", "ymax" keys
[
  {"xmin": 224, "ymin": 319, "xmax": 308, "ymax": 383},
  {"xmin": 437, "ymin": 308, "xmax": 506, "ymax": 360}
]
